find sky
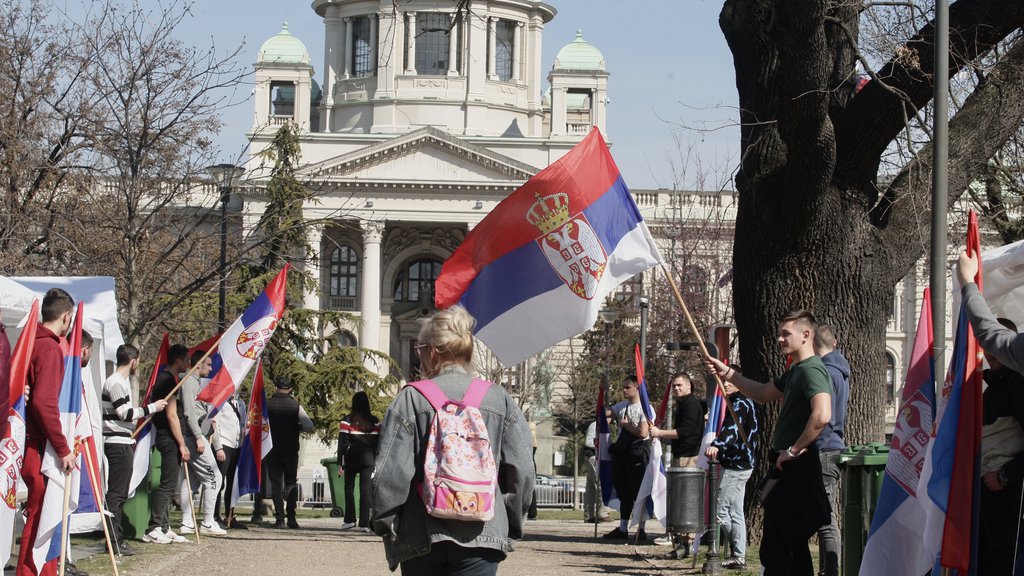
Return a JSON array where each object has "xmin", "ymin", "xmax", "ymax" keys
[{"xmin": 178, "ymin": 1, "xmax": 739, "ymax": 190}]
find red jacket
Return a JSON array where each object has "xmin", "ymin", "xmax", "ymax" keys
[{"xmin": 26, "ymin": 324, "xmax": 69, "ymax": 457}]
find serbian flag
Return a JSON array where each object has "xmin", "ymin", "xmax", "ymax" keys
[
  {"xmin": 697, "ymin": 383, "xmax": 727, "ymax": 470},
  {"xmin": 0, "ymin": 299, "xmax": 38, "ymax": 567},
  {"xmin": 197, "ymin": 265, "xmax": 289, "ymax": 411},
  {"xmin": 859, "ymin": 289, "xmax": 935, "ymax": 575},
  {"xmin": 128, "ymin": 333, "xmax": 168, "ymax": 496},
  {"xmin": 918, "ymin": 211, "xmax": 984, "ymax": 574},
  {"xmin": 231, "ymin": 361, "xmax": 272, "ymax": 508},
  {"xmin": 629, "ymin": 344, "xmax": 667, "ymax": 529},
  {"xmin": 595, "ymin": 380, "xmax": 618, "ymax": 509},
  {"xmin": 435, "ymin": 129, "xmax": 662, "ymax": 366},
  {"xmin": 32, "ymin": 303, "xmax": 90, "ymax": 574}
]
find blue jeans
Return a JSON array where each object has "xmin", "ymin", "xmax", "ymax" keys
[
  {"xmin": 817, "ymin": 450, "xmax": 841, "ymax": 576},
  {"xmin": 716, "ymin": 468, "xmax": 752, "ymax": 559},
  {"xmin": 400, "ymin": 541, "xmax": 502, "ymax": 576}
]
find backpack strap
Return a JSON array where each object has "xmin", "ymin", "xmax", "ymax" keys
[
  {"xmin": 461, "ymin": 378, "xmax": 492, "ymax": 409},
  {"xmin": 408, "ymin": 380, "xmax": 449, "ymax": 412}
]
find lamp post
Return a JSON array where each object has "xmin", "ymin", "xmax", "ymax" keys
[{"xmin": 208, "ymin": 163, "xmax": 245, "ymax": 332}]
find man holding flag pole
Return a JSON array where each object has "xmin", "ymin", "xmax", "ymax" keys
[{"xmin": 16, "ymin": 289, "xmax": 77, "ymax": 576}]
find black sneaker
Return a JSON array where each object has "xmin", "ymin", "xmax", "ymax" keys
[
  {"xmin": 602, "ymin": 527, "xmax": 629, "ymax": 540},
  {"xmin": 116, "ymin": 541, "xmax": 137, "ymax": 557},
  {"xmin": 228, "ymin": 519, "xmax": 249, "ymax": 530},
  {"xmin": 286, "ymin": 518, "xmax": 300, "ymax": 529},
  {"xmin": 272, "ymin": 519, "xmax": 286, "ymax": 528},
  {"xmin": 66, "ymin": 562, "xmax": 89, "ymax": 576},
  {"xmin": 250, "ymin": 514, "xmax": 264, "ymax": 524}
]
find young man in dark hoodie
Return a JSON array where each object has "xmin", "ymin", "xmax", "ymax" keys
[
  {"xmin": 18, "ymin": 288, "xmax": 77, "ymax": 576},
  {"xmin": 813, "ymin": 325, "xmax": 850, "ymax": 576}
]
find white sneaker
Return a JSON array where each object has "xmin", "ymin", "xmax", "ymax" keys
[
  {"xmin": 201, "ymin": 520, "xmax": 227, "ymax": 536},
  {"xmin": 653, "ymin": 535, "xmax": 675, "ymax": 546},
  {"xmin": 340, "ymin": 522, "xmax": 357, "ymax": 530},
  {"xmin": 142, "ymin": 528, "xmax": 172, "ymax": 544},
  {"xmin": 162, "ymin": 528, "xmax": 188, "ymax": 543},
  {"xmin": 179, "ymin": 523, "xmax": 195, "ymax": 534}
]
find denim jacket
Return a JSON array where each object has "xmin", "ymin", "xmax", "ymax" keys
[{"xmin": 370, "ymin": 365, "xmax": 535, "ymax": 570}]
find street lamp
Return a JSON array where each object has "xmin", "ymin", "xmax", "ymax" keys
[{"xmin": 208, "ymin": 163, "xmax": 245, "ymax": 332}]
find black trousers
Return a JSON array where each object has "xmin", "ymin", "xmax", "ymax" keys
[
  {"xmin": 611, "ymin": 445, "xmax": 649, "ymax": 523},
  {"xmin": 103, "ymin": 442, "xmax": 133, "ymax": 543},
  {"xmin": 759, "ymin": 448, "xmax": 830, "ymax": 576},
  {"xmin": 215, "ymin": 446, "xmax": 240, "ymax": 519},
  {"xmin": 266, "ymin": 448, "xmax": 299, "ymax": 520},
  {"xmin": 979, "ymin": 479, "xmax": 1023, "ymax": 576},
  {"xmin": 400, "ymin": 541, "xmax": 503, "ymax": 576},
  {"xmin": 344, "ymin": 464, "xmax": 373, "ymax": 526},
  {"xmin": 148, "ymin": 431, "xmax": 180, "ymax": 531}
]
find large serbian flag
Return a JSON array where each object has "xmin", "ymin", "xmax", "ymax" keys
[
  {"xmin": 33, "ymin": 303, "xmax": 90, "ymax": 574},
  {"xmin": 859, "ymin": 288, "xmax": 935, "ymax": 575},
  {"xmin": 230, "ymin": 360, "xmax": 272, "ymax": 508},
  {"xmin": 918, "ymin": 211, "xmax": 984, "ymax": 574},
  {"xmin": 128, "ymin": 333, "xmax": 168, "ymax": 496},
  {"xmin": 0, "ymin": 299, "xmax": 38, "ymax": 568},
  {"xmin": 434, "ymin": 129, "xmax": 662, "ymax": 366},
  {"xmin": 197, "ymin": 265, "xmax": 289, "ymax": 411}
]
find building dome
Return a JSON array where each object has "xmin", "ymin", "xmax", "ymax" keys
[
  {"xmin": 258, "ymin": 23, "xmax": 311, "ymax": 65},
  {"xmin": 553, "ymin": 30, "xmax": 605, "ymax": 71}
]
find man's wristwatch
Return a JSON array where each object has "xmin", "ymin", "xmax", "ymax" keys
[{"xmin": 786, "ymin": 446, "xmax": 798, "ymax": 458}]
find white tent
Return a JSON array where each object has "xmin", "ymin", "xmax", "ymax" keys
[
  {"xmin": 0, "ymin": 277, "xmax": 38, "ymax": 345},
  {"xmin": 952, "ymin": 238, "xmax": 1024, "ymax": 328}
]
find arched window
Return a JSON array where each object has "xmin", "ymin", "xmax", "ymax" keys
[
  {"xmin": 393, "ymin": 259, "xmax": 442, "ymax": 303},
  {"xmin": 336, "ymin": 330, "xmax": 357, "ymax": 348},
  {"xmin": 885, "ymin": 352, "xmax": 897, "ymax": 405},
  {"xmin": 329, "ymin": 246, "xmax": 359, "ymax": 297}
]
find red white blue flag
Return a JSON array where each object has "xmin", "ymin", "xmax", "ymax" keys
[
  {"xmin": 919, "ymin": 212, "xmax": 984, "ymax": 574},
  {"xmin": 32, "ymin": 303, "xmax": 91, "ymax": 574},
  {"xmin": 230, "ymin": 361, "xmax": 272, "ymax": 508},
  {"xmin": 197, "ymin": 266, "xmax": 289, "ymax": 411},
  {"xmin": 629, "ymin": 344, "xmax": 666, "ymax": 529},
  {"xmin": 128, "ymin": 333, "xmax": 168, "ymax": 496},
  {"xmin": 435, "ymin": 129, "xmax": 662, "ymax": 366},
  {"xmin": 860, "ymin": 288, "xmax": 935, "ymax": 575},
  {"xmin": 0, "ymin": 299, "xmax": 37, "ymax": 567}
]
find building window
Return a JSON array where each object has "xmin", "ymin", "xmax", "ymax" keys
[
  {"xmin": 269, "ymin": 81, "xmax": 294, "ymax": 117},
  {"xmin": 885, "ymin": 352, "xmax": 896, "ymax": 405},
  {"xmin": 352, "ymin": 16, "xmax": 373, "ymax": 77},
  {"xmin": 393, "ymin": 259, "xmax": 442, "ymax": 303},
  {"xmin": 494, "ymin": 19, "xmax": 515, "ymax": 81},
  {"xmin": 336, "ymin": 330, "xmax": 357, "ymax": 348},
  {"xmin": 329, "ymin": 246, "xmax": 359, "ymax": 297},
  {"xmin": 415, "ymin": 12, "xmax": 451, "ymax": 75}
]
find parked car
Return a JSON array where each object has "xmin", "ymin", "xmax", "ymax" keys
[{"xmin": 534, "ymin": 475, "xmax": 584, "ymax": 509}]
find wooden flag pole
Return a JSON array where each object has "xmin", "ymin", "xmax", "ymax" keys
[
  {"xmin": 182, "ymin": 463, "xmax": 201, "ymax": 544},
  {"xmin": 132, "ymin": 333, "xmax": 227, "ymax": 438},
  {"xmin": 661, "ymin": 264, "xmax": 748, "ymax": 446},
  {"xmin": 82, "ymin": 443, "xmax": 120, "ymax": 576},
  {"xmin": 58, "ymin": 467, "xmax": 72, "ymax": 576}
]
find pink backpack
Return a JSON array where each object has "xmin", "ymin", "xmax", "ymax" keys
[{"xmin": 409, "ymin": 379, "xmax": 497, "ymax": 522}]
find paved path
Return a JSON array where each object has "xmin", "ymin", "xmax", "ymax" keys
[{"xmin": 73, "ymin": 518, "xmax": 758, "ymax": 575}]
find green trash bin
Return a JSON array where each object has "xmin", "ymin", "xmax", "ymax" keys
[
  {"xmin": 837, "ymin": 443, "xmax": 890, "ymax": 576},
  {"xmin": 320, "ymin": 457, "xmax": 351, "ymax": 519},
  {"xmin": 121, "ymin": 443, "xmax": 160, "ymax": 540}
]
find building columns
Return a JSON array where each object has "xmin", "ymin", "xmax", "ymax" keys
[
  {"xmin": 447, "ymin": 13, "xmax": 459, "ymax": 76},
  {"xmin": 487, "ymin": 17, "xmax": 497, "ymax": 79},
  {"xmin": 405, "ymin": 12, "xmax": 417, "ymax": 74},
  {"xmin": 359, "ymin": 220, "xmax": 385, "ymax": 353},
  {"xmin": 368, "ymin": 13, "xmax": 378, "ymax": 76},
  {"xmin": 343, "ymin": 17, "xmax": 353, "ymax": 79},
  {"xmin": 512, "ymin": 22, "xmax": 523, "ymax": 82}
]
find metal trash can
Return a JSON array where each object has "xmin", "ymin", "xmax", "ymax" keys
[{"xmin": 666, "ymin": 467, "xmax": 705, "ymax": 533}]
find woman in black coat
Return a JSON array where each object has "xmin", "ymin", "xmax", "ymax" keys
[{"xmin": 338, "ymin": 391, "xmax": 379, "ymax": 529}]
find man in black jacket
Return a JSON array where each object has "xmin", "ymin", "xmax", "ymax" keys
[{"xmin": 265, "ymin": 377, "xmax": 314, "ymax": 528}]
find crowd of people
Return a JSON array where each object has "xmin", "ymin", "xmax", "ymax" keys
[{"xmin": 9, "ymin": 247, "xmax": 1024, "ymax": 576}]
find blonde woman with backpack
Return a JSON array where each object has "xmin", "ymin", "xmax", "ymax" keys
[{"xmin": 370, "ymin": 306, "xmax": 535, "ymax": 575}]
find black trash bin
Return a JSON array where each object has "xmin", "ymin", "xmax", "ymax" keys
[{"xmin": 666, "ymin": 467, "xmax": 705, "ymax": 533}]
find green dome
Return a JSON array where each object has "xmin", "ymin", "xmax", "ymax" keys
[
  {"xmin": 553, "ymin": 30, "xmax": 605, "ymax": 71},
  {"xmin": 258, "ymin": 23, "xmax": 310, "ymax": 65}
]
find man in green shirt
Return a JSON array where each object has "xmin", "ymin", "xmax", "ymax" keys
[{"xmin": 707, "ymin": 309, "xmax": 832, "ymax": 575}]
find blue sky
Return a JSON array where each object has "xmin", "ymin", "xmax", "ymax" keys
[{"xmin": 181, "ymin": 1, "xmax": 739, "ymax": 190}]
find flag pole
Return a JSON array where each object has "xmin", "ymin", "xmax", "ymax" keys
[
  {"xmin": 182, "ymin": 463, "xmax": 201, "ymax": 543},
  {"xmin": 661, "ymin": 265, "xmax": 747, "ymax": 445},
  {"xmin": 82, "ymin": 443, "xmax": 120, "ymax": 576},
  {"xmin": 132, "ymin": 333, "xmax": 226, "ymax": 438},
  {"xmin": 58, "ymin": 466, "xmax": 72, "ymax": 576}
]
